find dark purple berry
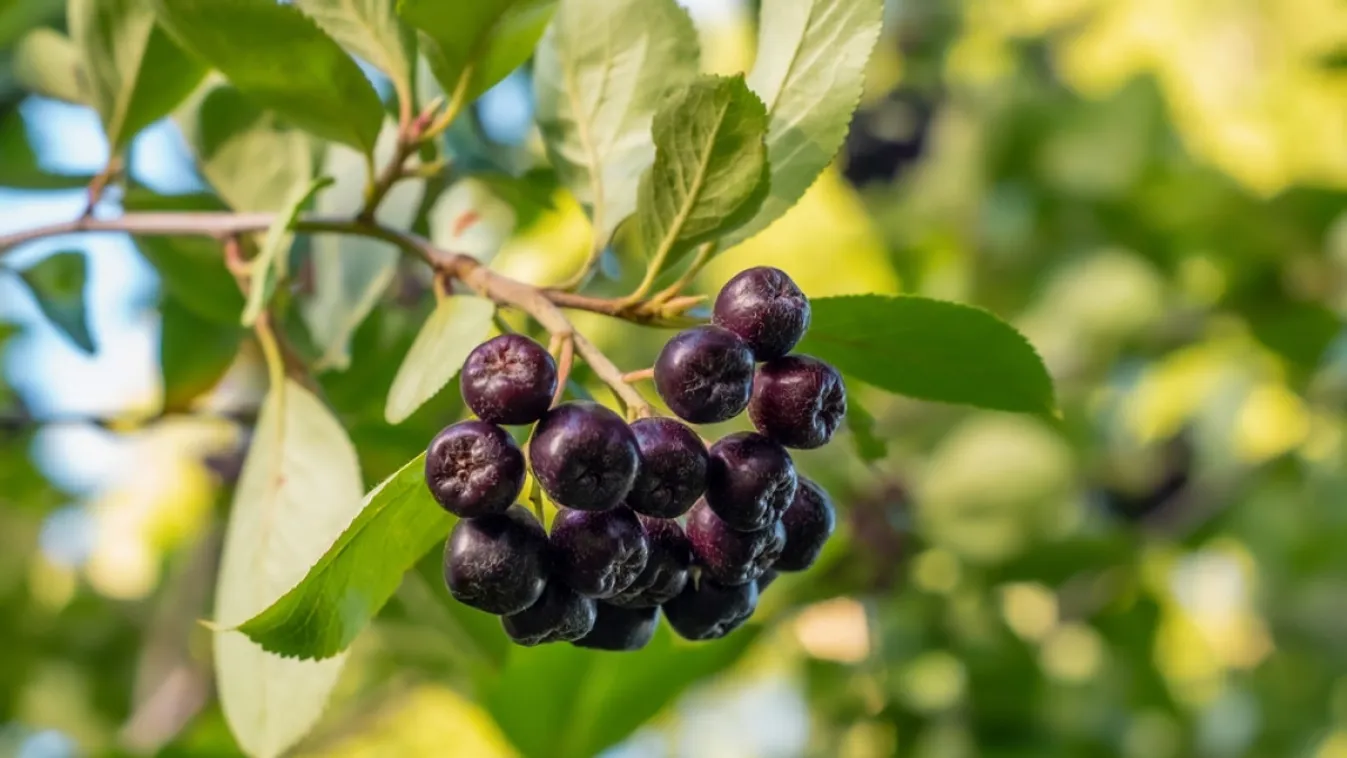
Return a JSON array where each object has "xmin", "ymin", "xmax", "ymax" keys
[
  {"xmin": 425, "ymin": 420, "xmax": 525, "ymax": 517},
  {"xmin": 444, "ymin": 505, "xmax": 547, "ymax": 614},
  {"xmin": 550, "ymin": 506, "xmax": 649, "ymax": 598},
  {"xmin": 775, "ymin": 477, "xmax": 836, "ymax": 571},
  {"xmin": 627, "ymin": 417, "xmax": 708, "ymax": 518},
  {"xmin": 529, "ymin": 402, "xmax": 639, "ymax": 510},
  {"xmin": 749, "ymin": 355, "xmax": 846, "ymax": 449},
  {"xmin": 757, "ymin": 569, "xmax": 779, "ymax": 593},
  {"xmin": 712, "ymin": 266, "xmax": 810, "ymax": 360},
  {"xmin": 572, "ymin": 603, "xmax": 659, "ymax": 651},
  {"xmin": 663, "ymin": 577, "xmax": 758, "ymax": 641},
  {"xmin": 610, "ymin": 515, "xmax": 692, "ymax": 608},
  {"xmin": 653, "ymin": 326, "xmax": 754, "ymax": 424},
  {"xmin": 705, "ymin": 432, "xmax": 797, "ymax": 531},
  {"xmin": 461, "ymin": 334, "xmax": 558, "ymax": 425},
  {"xmin": 502, "ymin": 581, "xmax": 597, "ymax": 646},
  {"xmin": 686, "ymin": 500, "xmax": 785, "ymax": 585}
]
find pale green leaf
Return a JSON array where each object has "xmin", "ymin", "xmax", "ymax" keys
[
  {"xmin": 399, "ymin": 0, "xmax": 555, "ymax": 101},
  {"xmin": 11, "ymin": 27, "xmax": 91, "ymax": 104},
  {"xmin": 385, "ymin": 294, "xmax": 496, "ymax": 423},
  {"xmin": 637, "ymin": 74, "xmax": 769, "ymax": 273},
  {"xmin": 153, "ymin": 0, "xmax": 383, "ymax": 152},
  {"xmin": 426, "ymin": 176, "xmax": 517, "ymax": 264},
  {"xmin": 295, "ymin": 0, "xmax": 416, "ymax": 100},
  {"xmin": 533, "ymin": 0, "xmax": 699, "ymax": 244},
  {"xmin": 242, "ymin": 176, "xmax": 334, "ymax": 327},
  {"xmin": 238, "ymin": 452, "xmax": 453, "ymax": 660},
  {"xmin": 15, "ymin": 250, "xmax": 95, "ymax": 354},
  {"xmin": 160, "ymin": 295, "xmax": 242, "ymax": 411},
  {"xmin": 213, "ymin": 378, "xmax": 363, "ymax": 758},
  {"xmin": 797, "ymin": 295, "xmax": 1057, "ymax": 415},
  {"xmin": 724, "ymin": 0, "xmax": 884, "ymax": 246}
]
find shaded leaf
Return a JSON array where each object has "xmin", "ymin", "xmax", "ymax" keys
[
  {"xmin": 384, "ymin": 294, "xmax": 495, "ymax": 424},
  {"xmin": 0, "ymin": 107, "xmax": 94, "ymax": 189},
  {"xmin": 845, "ymin": 397, "xmax": 888, "ymax": 463},
  {"xmin": 238, "ymin": 452, "xmax": 453, "ymax": 660},
  {"xmin": 533, "ymin": 0, "xmax": 699, "ymax": 244},
  {"xmin": 160, "ymin": 295, "xmax": 242, "ymax": 411},
  {"xmin": 399, "ymin": 0, "xmax": 555, "ymax": 101},
  {"xmin": 213, "ymin": 378, "xmax": 363, "ymax": 758},
  {"xmin": 11, "ymin": 27, "xmax": 91, "ymax": 104},
  {"xmin": 797, "ymin": 295, "xmax": 1056, "ymax": 415},
  {"xmin": 153, "ymin": 0, "xmax": 383, "ymax": 151},
  {"xmin": 242, "ymin": 176, "xmax": 334, "ymax": 327},
  {"xmin": 16, "ymin": 250, "xmax": 95, "ymax": 354},
  {"xmin": 295, "ymin": 0, "xmax": 415, "ymax": 101}
]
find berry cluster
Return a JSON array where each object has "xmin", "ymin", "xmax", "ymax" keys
[{"xmin": 424, "ymin": 267, "xmax": 845, "ymax": 651}]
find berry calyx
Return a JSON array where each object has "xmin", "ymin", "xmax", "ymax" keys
[
  {"xmin": 572, "ymin": 603, "xmax": 659, "ymax": 651},
  {"xmin": 443, "ymin": 505, "xmax": 548, "ymax": 615},
  {"xmin": 549, "ymin": 506, "xmax": 650, "ymax": 599},
  {"xmin": 775, "ymin": 477, "xmax": 836, "ymax": 571},
  {"xmin": 653, "ymin": 325, "xmax": 754, "ymax": 424},
  {"xmin": 461, "ymin": 334, "xmax": 558, "ymax": 425},
  {"xmin": 712, "ymin": 266, "xmax": 810, "ymax": 360},
  {"xmin": 662, "ymin": 577, "xmax": 759, "ymax": 641},
  {"xmin": 686, "ymin": 500, "xmax": 785, "ymax": 585},
  {"xmin": 529, "ymin": 402, "xmax": 639, "ymax": 511},
  {"xmin": 749, "ymin": 355, "xmax": 846, "ymax": 449},
  {"xmin": 610, "ymin": 515, "xmax": 692, "ymax": 608},
  {"xmin": 502, "ymin": 581, "xmax": 597, "ymax": 646},
  {"xmin": 425, "ymin": 420, "xmax": 526, "ymax": 517},
  {"xmin": 704, "ymin": 432, "xmax": 797, "ymax": 531},
  {"xmin": 627, "ymin": 417, "xmax": 708, "ymax": 518}
]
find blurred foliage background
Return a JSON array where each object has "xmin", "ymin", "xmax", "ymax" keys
[{"xmin": 5, "ymin": 0, "xmax": 1347, "ymax": 756}]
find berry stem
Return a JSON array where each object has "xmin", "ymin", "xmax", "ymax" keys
[
  {"xmin": 551, "ymin": 335, "xmax": 575, "ymax": 407},
  {"xmin": 620, "ymin": 368, "xmax": 654, "ymax": 383}
]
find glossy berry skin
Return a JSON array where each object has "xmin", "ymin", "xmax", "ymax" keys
[
  {"xmin": 749, "ymin": 355, "xmax": 846, "ymax": 449},
  {"xmin": 502, "ymin": 582, "xmax": 597, "ymax": 646},
  {"xmin": 775, "ymin": 477, "xmax": 836, "ymax": 571},
  {"xmin": 425, "ymin": 420, "xmax": 526, "ymax": 517},
  {"xmin": 704, "ymin": 432, "xmax": 798, "ymax": 532},
  {"xmin": 653, "ymin": 326, "xmax": 755, "ymax": 424},
  {"xmin": 529, "ymin": 402, "xmax": 639, "ymax": 511},
  {"xmin": 461, "ymin": 334, "xmax": 558, "ymax": 425},
  {"xmin": 444, "ymin": 506, "xmax": 548, "ymax": 615},
  {"xmin": 686, "ymin": 500, "xmax": 786, "ymax": 585},
  {"xmin": 627, "ymin": 417, "xmax": 708, "ymax": 518},
  {"xmin": 550, "ymin": 506, "xmax": 649, "ymax": 599},
  {"xmin": 572, "ymin": 603, "xmax": 659, "ymax": 651},
  {"xmin": 663, "ymin": 577, "xmax": 759, "ymax": 641},
  {"xmin": 712, "ymin": 266, "xmax": 810, "ymax": 360},
  {"xmin": 610, "ymin": 515, "xmax": 692, "ymax": 608}
]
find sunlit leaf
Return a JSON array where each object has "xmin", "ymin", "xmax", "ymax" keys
[
  {"xmin": 296, "ymin": 0, "xmax": 416, "ymax": 102},
  {"xmin": 399, "ymin": 0, "xmax": 555, "ymax": 101},
  {"xmin": 11, "ymin": 28, "xmax": 91, "ymax": 104},
  {"xmin": 242, "ymin": 176, "xmax": 334, "ymax": 327},
  {"xmin": 384, "ymin": 294, "xmax": 496, "ymax": 424}
]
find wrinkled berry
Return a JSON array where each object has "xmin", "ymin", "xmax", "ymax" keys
[
  {"xmin": 461, "ymin": 334, "xmax": 558, "ymax": 425},
  {"xmin": 502, "ymin": 581, "xmax": 597, "ymax": 646},
  {"xmin": 775, "ymin": 477, "xmax": 836, "ymax": 571},
  {"xmin": 686, "ymin": 499, "xmax": 785, "ymax": 585},
  {"xmin": 572, "ymin": 603, "xmax": 659, "ymax": 651},
  {"xmin": 749, "ymin": 355, "xmax": 846, "ymax": 449},
  {"xmin": 663, "ymin": 577, "xmax": 759, "ymax": 641},
  {"xmin": 653, "ymin": 326, "xmax": 754, "ymax": 424},
  {"xmin": 444, "ymin": 505, "xmax": 547, "ymax": 615},
  {"xmin": 529, "ymin": 402, "xmax": 639, "ymax": 510},
  {"xmin": 610, "ymin": 515, "xmax": 692, "ymax": 608},
  {"xmin": 627, "ymin": 417, "xmax": 708, "ymax": 518},
  {"xmin": 550, "ymin": 506, "xmax": 649, "ymax": 598},
  {"xmin": 704, "ymin": 432, "xmax": 797, "ymax": 531},
  {"xmin": 712, "ymin": 266, "xmax": 810, "ymax": 360},
  {"xmin": 425, "ymin": 420, "xmax": 525, "ymax": 517}
]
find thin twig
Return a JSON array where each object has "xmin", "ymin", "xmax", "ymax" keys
[
  {"xmin": 552, "ymin": 336, "xmax": 574, "ymax": 407},
  {"xmin": 620, "ymin": 368, "xmax": 654, "ymax": 383}
]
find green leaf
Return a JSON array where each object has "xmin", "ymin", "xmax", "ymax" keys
[
  {"xmin": 11, "ymin": 27, "xmax": 91, "ymax": 104},
  {"xmin": 533, "ymin": 0, "xmax": 698, "ymax": 245},
  {"xmin": 485, "ymin": 626, "xmax": 759, "ymax": 758},
  {"xmin": 637, "ymin": 75, "xmax": 769, "ymax": 274},
  {"xmin": 399, "ymin": 0, "xmax": 555, "ymax": 101},
  {"xmin": 242, "ymin": 176, "xmax": 334, "ymax": 327},
  {"xmin": 845, "ymin": 397, "xmax": 888, "ymax": 463},
  {"xmin": 724, "ymin": 0, "xmax": 884, "ymax": 246},
  {"xmin": 15, "ymin": 250, "xmax": 95, "ymax": 354},
  {"xmin": 295, "ymin": 0, "xmax": 416, "ymax": 101},
  {"xmin": 177, "ymin": 81, "xmax": 315, "ymax": 213},
  {"xmin": 238, "ymin": 452, "xmax": 454, "ymax": 660},
  {"xmin": 303, "ymin": 120, "xmax": 424, "ymax": 371},
  {"xmin": 384, "ymin": 294, "xmax": 495, "ymax": 424},
  {"xmin": 153, "ymin": 0, "xmax": 383, "ymax": 152},
  {"xmin": 214, "ymin": 378, "xmax": 363, "ymax": 758},
  {"xmin": 0, "ymin": 107, "xmax": 94, "ymax": 189},
  {"xmin": 69, "ymin": 0, "xmax": 206, "ymax": 149},
  {"xmin": 797, "ymin": 295, "xmax": 1057, "ymax": 415},
  {"xmin": 123, "ymin": 189, "xmax": 246, "ymax": 324},
  {"xmin": 160, "ymin": 295, "xmax": 242, "ymax": 411}
]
